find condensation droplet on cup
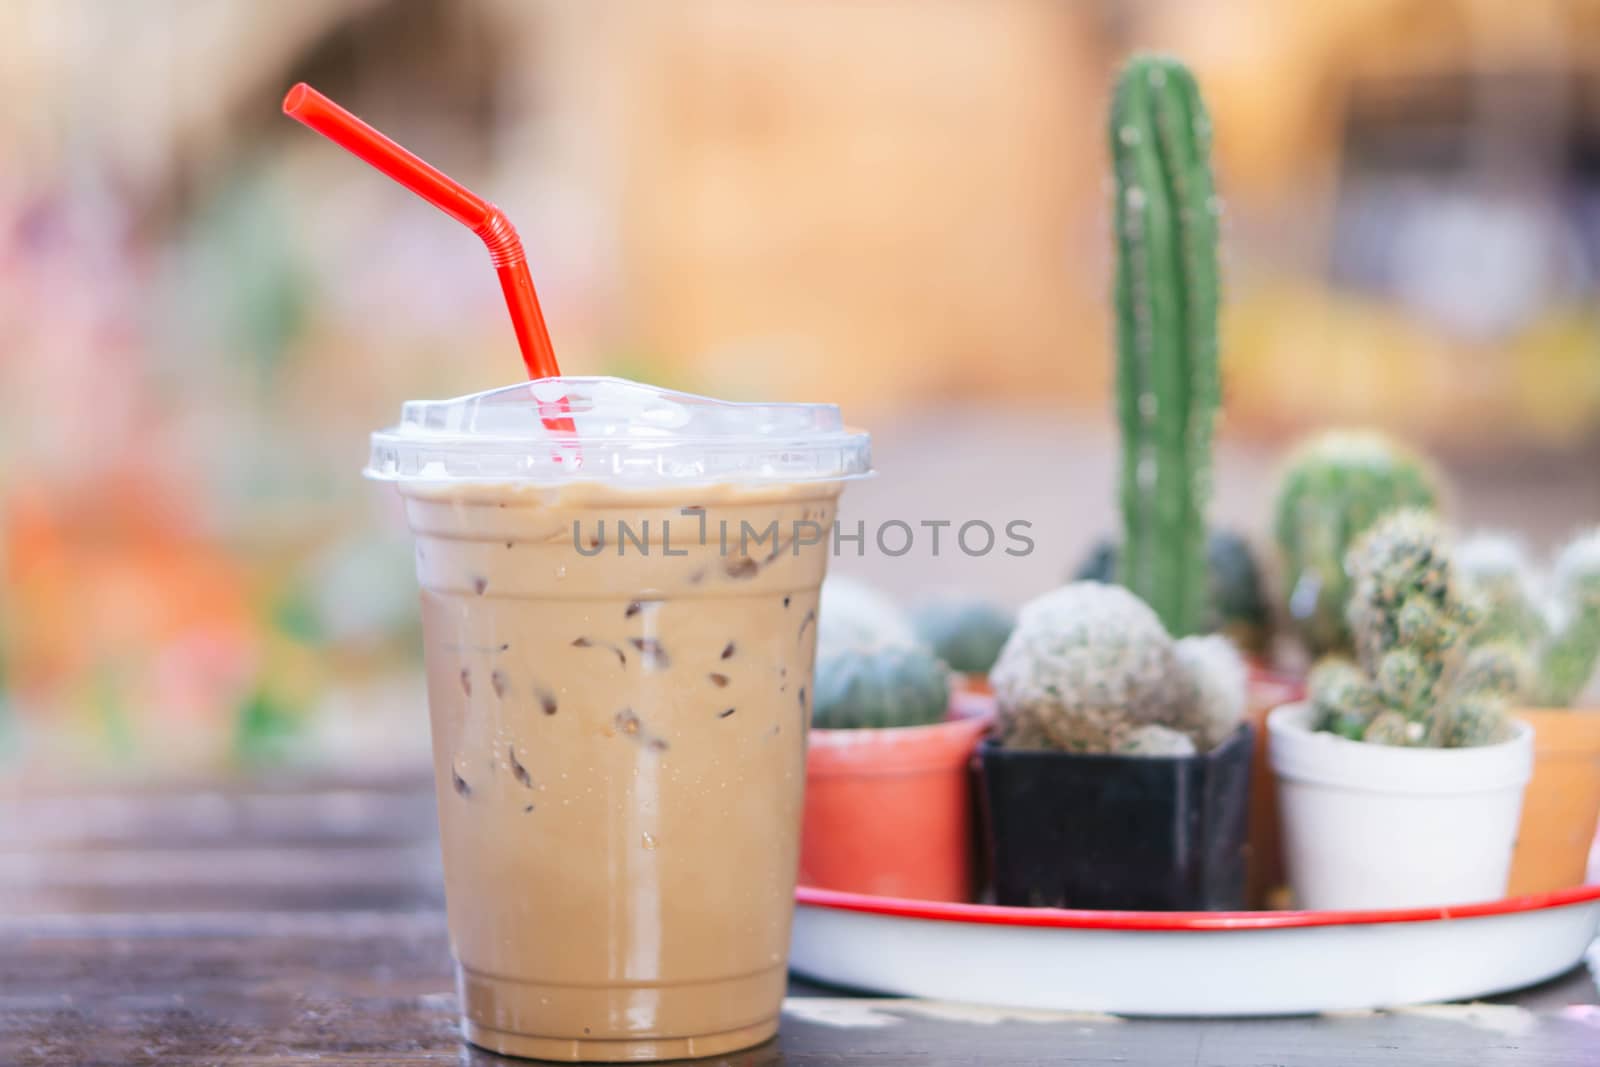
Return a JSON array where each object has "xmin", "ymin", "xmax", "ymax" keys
[{"xmin": 641, "ymin": 832, "xmax": 658, "ymax": 851}]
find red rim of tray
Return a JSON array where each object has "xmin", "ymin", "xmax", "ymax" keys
[{"xmin": 795, "ymin": 883, "xmax": 1600, "ymax": 931}]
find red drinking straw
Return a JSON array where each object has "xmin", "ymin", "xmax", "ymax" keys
[{"xmin": 282, "ymin": 83, "xmax": 561, "ymax": 381}]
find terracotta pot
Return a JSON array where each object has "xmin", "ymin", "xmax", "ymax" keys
[
  {"xmin": 800, "ymin": 705, "xmax": 992, "ymax": 902},
  {"xmin": 1243, "ymin": 666, "xmax": 1306, "ymax": 909},
  {"xmin": 1507, "ymin": 708, "xmax": 1600, "ymax": 897}
]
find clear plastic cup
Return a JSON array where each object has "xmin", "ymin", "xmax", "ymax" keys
[{"xmin": 366, "ymin": 378, "xmax": 871, "ymax": 1061}]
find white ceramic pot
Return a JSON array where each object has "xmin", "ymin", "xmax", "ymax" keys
[{"xmin": 1267, "ymin": 702, "xmax": 1534, "ymax": 911}]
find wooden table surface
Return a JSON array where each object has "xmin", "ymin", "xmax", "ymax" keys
[{"xmin": 3, "ymin": 772, "xmax": 1597, "ymax": 1066}]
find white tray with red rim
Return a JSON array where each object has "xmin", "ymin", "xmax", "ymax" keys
[{"xmin": 790, "ymin": 884, "xmax": 1600, "ymax": 1016}]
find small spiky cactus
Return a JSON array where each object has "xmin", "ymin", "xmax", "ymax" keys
[
  {"xmin": 811, "ymin": 644, "xmax": 952, "ymax": 730},
  {"xmin": 1110, "ymin": 54, "xmax": 1221, "ymax": 640},
  {"xmin": 1273, "ymin": 431, "xmax": 1442, "ymax": 656},
  {"xmin": 1309, "ymin": 511, "xmax": 1516, "ymax": 747},
  {"xmin": 989, "ymin": 582, "xmax": 1246, "ymax": 755},
  {"xmin": 1456, "ymin": 529, "xmax": 1600, "ymax": 707}
]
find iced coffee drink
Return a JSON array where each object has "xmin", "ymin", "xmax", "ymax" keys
[{"xmin": 367, "ymin": 379, "xmax": 870, "ymax": 1061}]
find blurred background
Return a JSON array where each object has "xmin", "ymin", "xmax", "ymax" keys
[{"xmin": 3, "ymin": 0, "xmax": 1599, "ymax": 776}]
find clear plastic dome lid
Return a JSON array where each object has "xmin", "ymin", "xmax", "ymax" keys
[{"xmin": 365, "ymin": 377, "xmax": 872, "ymax": 486}]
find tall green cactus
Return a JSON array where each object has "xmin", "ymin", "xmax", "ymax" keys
[{"xmin": 1111, "ymin": 54, "xmax": 1220, "ymax": 639}]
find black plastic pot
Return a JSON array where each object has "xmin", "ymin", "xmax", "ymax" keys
[{"xmin": 976, "ymin": 725, "xmax": 1253, "ymax": 911}]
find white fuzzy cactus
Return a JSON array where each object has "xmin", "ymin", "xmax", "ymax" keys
[
  {"xmin": 990, "ymin": 582, "xmax": 1247, "ymax": 756},
  {"xmin": 1173, "ymin": 634, "xmax": 1249, "ymax": 748}
]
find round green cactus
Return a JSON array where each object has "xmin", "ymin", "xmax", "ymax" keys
[
  {"xmin": 1273, "ymin": 431, "xmax": 1442, "ymax": 657},
  {"xmin": 811, "ymin": 644, "xmax": 951, "ymax": 730},
  {"xmin": 913, "ymin": 597, "xmax": 1015, "ymax": 675}
]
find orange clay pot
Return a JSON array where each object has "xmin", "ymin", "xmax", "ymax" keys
[
  {"xmin": 1244, "ymin": 665, "xmax": 1306, "ymax": 909},
  {"xmin": 1507, "ymin": 709, "xmax": 1600, "ymax": 896},
  {"xmin": 800, "ymin": 699, "xmax": 992, "ymax": 902}
]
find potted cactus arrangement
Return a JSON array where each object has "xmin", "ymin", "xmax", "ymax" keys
[
  {"xmin": 1268, "ymin": 511, "xmax": 1535, "ymax": 910},
  {"xmin": 973, "ymin": 55, "xmax": 1253, "ymax": 912},
  {"xmin": 800, "ymin": 579, "xmax": 998, "ymax": 902},
  {"xmin": 979, "ymin": 583, "xmax": 1252, "ymax": 909},
  {"xmin": 1457, "ymin": 529, "xmax": 1600, "ymax": 895},
  {"xmin": 1239, "ymin": 428, "xmax": 1444, "ymax": 905}
]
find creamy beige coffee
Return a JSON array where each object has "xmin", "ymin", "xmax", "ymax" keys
[
  {"xmin": 370, "ymin": 378, "xmax": 869, "ymax": 1061},
  {"xmin": 406, "ymin": 482, "xmax": 836, "ymax": 1060}
]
